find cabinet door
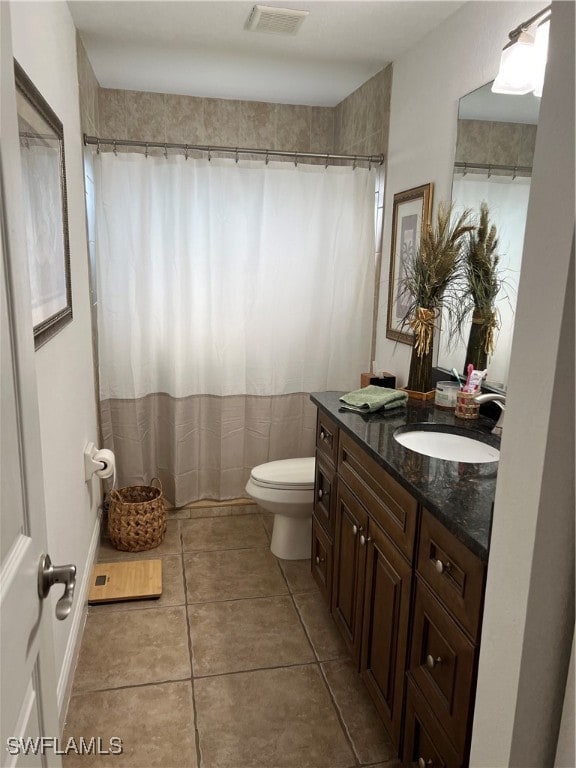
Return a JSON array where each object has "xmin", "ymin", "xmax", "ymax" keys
[
  {"xmin": 331, "ymin": 481, "xmax": 368, "ymax": 663},
  {"xmin": 360, "ymin": 520, "xmax": 412, "ymax": 751},
  {"xmin": 313, "ymin": 457, "xmax": 335, "ymax": 537},
  {"xmin": 311, "ymin": 518, "xmax": 333, "ymax": 605}
]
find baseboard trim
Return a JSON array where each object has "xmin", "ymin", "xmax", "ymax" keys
[{"xmin": 57, "ymin": 509, "xmax": 101, "ymax": 731}]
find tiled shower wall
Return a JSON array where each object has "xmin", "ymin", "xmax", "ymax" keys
[
  {"xmin": 77, "ymin": 35, "xmax": 100, "ymax": 136},
  {"xmin": 455, "ymin": 118, "xmax": 537, "ymax": 170},
  {"xmin": 334, "ymin": 65, "xmax": 392, "ymax": 157}
]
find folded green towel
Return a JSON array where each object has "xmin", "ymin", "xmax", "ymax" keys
[{"xmin": 339, "ymin": 385, "xmax": 408, "ymax": 413}]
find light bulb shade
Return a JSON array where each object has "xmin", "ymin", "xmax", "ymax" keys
[
  {"xmin": 492, "ymin": 30, "xmax": 537, "ymax": 95},
  {"xmin": 532, "ymin": 20, "xmax": 550, "ymax": 97}
]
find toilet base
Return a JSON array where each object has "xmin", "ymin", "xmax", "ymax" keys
[{"xmin": 270, "ymin": 514, "xmax": 312, "ymax": 560}]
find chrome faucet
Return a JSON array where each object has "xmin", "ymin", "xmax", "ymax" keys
[{"xmin": 474, "ymin": 393, "xmax": 506, "ymax": 436}]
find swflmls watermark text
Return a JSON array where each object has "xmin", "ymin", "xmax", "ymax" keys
[{"xmin": 6, "ymin": 736, "xmax": 123, "ymax": 756}]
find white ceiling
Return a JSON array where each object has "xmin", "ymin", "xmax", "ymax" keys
[
  {"xmin": 459, "ymin": 82, "xmax": 541, "ymax": 124},
  {"xmin": 68, "ymin": 1, "xmax": 464, "ymax": 106}
]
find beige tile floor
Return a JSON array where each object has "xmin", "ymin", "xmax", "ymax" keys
[{"xmin": 63, "ymin": 506, "xmax": 401, "ymax": 768}]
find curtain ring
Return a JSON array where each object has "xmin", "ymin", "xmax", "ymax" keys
[
  {"xmin": 96, "ymin": 138, "xmax": 100, "ymax": 154},
  {"xmin": 463, "ymin": 162, "xmax": 467, "ymax": 177},
  {"xmin": 184, "ymin": 144, "xmax": 189, "ymax": 161},
  {"xmin": 265, "ymin": 151, "xmax": 269, "ymax": 165},
  {"xmin": 325, "ymin": 154, "xmax": 329, "ymax": 169},
  {"xmin": 145, "ymin": 143, "xmax": 149, "ymax": 158},
  {"xmin": 113, "ymin": 140, "xmax": 117, "ymax": 156},
  {"xmin": 208, "ymin": 148, "xmax": 212, "ymax": 162},
  {"xmin": 512, "ymin": 166, "xmax": 517, "ymax": 180},
  {"xmin": 164, "ymin": 143, "xmax": 168, "ymax": 159},
  {"xmin": 235, "ymin": 148, "xmax": 239, "ymax": 164},
  {"xmin": 368, "ymin": 157, "xmax": 372, "ymax": 171},
  {"xmin": 353, "ymin": 156, "xmax": 357, "ymax": 170},
  {"xmin": 294, "ymin": 153, "xmax": 298, "ymax": 167},
  {"xmin": 488, "ymin": 165, "xmax": 492, "ymax": 178}
]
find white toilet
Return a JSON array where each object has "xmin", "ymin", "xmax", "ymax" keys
[{"xmin": 245, "ymin": 457, "xmax": 316, "ymax": 560}]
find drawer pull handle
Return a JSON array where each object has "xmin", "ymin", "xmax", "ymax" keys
[
  {"xmin": 435, "ymin": 559, "xmax": 451, "ymax": 574},
  {"xmin": 318, "ymin": 488, "xmax": 329, "ymax": 500},
  {"xmin": 417, "ymin": 759, "xmax": 434, "ymax": 768},
  {"xmin": 426, "ymin": 654, "xmax": 443, "ymax": 669},
  {"xmin": 315, "ymin": 555, "xmax": 324, "ymax": 565},
  {"xmin": 360, "ymin": 534, "xmax": 371, "ymax": 546}
]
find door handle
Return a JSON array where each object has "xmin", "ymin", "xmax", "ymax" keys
[{"xmin": 38, "ymin": 554, "xmax": 77, "ymax": 620}]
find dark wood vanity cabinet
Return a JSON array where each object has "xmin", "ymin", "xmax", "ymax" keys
[{"xmin": 311, "ymin": 408, "xmax": 488, "ymax": 768}]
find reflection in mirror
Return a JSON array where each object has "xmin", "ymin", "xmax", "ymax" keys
[{"xmin": 437, "ymin": 82, "xmax": 540, "ymax": 391}]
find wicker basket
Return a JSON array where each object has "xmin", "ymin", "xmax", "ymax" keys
[{"xmin": 108, "ymin": 478, "xmax": 166, "ymax": 552}]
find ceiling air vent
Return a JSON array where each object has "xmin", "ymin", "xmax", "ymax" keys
[{"xmin": 246, "ymin": 5, "xmax": 309, "ymax": 35}]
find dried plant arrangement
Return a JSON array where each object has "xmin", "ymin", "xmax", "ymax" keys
[
  {"xmin": 400, "ymin": 202, "xmax": 474, "ymax": 393},
  {"xmin": 458, "ymin": 202, "xmax": 505, "ymax": 371}
]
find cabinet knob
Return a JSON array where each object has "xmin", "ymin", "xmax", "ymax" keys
[
  {"xmin": 320, "ymin": 430, "xmax": 330, "ymax": 443},
  {"xmin": 426, "ymin": 654, "xmax": 443, "ymax": 669},
  {"xmin": 315, "ymin": 555, "xmax": 324, "ymax": 565},
  {"xmin": 360, "ymin": 534, "xmax": 371, "ymax": 546},
  {"xmin": 435, "ymin": 559, "xmax": 451, "ymax": 574},
  {"xmin": 352, "ymin": 524, "xmax": 358, "ymax": 535},
  {"xmin": 417, "ymin": 759, "xmax": 434, "ymax": 768},
  {"xmin": 318, "ymin": 488, "xmax": 329, "ymax": 500}
]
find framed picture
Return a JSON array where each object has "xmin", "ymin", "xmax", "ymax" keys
[
  {"xmin": 386, "ymin": 183, "xmax": 433, "ymax": 344},
  {"xmin": 15, "ymin": 60, "xmax": 72, "ymax": 349}
]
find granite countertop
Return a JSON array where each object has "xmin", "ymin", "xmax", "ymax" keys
[{"xmin": 310, "ymin": 391, "xmax": 500, "ymax": 561}]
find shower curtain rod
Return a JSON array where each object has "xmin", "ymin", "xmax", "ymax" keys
[
  {"xmin": 454, "ymin": 161, "xmax": 532, "ymax": 176},
  {"xmin": 83, "ymin": 134, "xmax": 384, "ymax": 167}
]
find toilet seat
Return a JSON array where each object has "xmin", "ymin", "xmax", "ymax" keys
[{"xmin": 250, "ymin": 457, "xmax": 315, "ymax": 491}]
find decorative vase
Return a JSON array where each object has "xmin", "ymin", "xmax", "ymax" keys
[
  {"xmin": 406, "ymin": 306, "xmax": 435, "ymax": 394},
  {"xmin": 464, "ymin": 308, "xmax": 496, "ymax": 371}
]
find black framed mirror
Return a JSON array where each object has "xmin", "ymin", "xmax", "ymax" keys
[{"xmin": 15, "ymin": 60, "xmax": 72, "ymax": 348}]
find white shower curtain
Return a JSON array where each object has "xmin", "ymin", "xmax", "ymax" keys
[{"xmin": 95, "ymin": 153, "xmax": 376, "ymax": 504}]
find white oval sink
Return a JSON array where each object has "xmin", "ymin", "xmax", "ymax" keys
[{"xmin": 394, "ymin": 428, "xmax": 500, "ymax": 463}]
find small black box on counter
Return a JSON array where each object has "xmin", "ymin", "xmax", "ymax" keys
[{"xmin": 360, "ymin": 372, "xmax": 397, "ymax": 389}]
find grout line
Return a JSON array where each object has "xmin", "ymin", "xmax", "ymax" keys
[
  {"xmin": 72, "ymin": 675, "xmax": 194, "ymax": 696},
  {"xmin": 317, "ymin": 661, "xmax": 362, "ymax": 767},
  {"xmin": 192, "ymin": 658, "xmax": 319, "ymax": 681},
  {"xmin": 180, "ymin": 524, "xmax": 204, "ymax": 768},
  {"xmin": 186, "ymin": 589, "xmax": 290, "ymax": 606}
]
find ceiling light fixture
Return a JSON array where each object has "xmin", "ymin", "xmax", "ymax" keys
[{"xmin": 492, "ymin": 5, "xmax": 551, "ymax": 97}]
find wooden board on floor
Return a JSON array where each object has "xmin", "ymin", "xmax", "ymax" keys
[{"xmin": 88, "ymin": 559, "xmax": 163, "ymax": 604}]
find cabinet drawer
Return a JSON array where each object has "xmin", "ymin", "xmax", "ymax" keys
[
  {"xmin": 313, "ymin": 458, "xmax": 335, "ymax": 537},
  {"xmin": 338, "ymin": 432, "xmax": 417, "ymax": 562},
  {"xmin": 311, "ymin": 518, "xmax": 333, "ymax": 606},
  {"xmin": 403, "ymin": 679, "xmax": 461, "ymax": 768},
  {"xmin": 417, "ymin": 509, "xmax": 486, "ymax": 640},
  {"xmin": 409, "ymin": 578, "xmax": 477, "ymax": 752},
  {"xmin": 316, "ymin": 411, "xmax": 339, "ymax": 467}
]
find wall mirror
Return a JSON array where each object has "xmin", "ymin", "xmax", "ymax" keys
[
  {"xmin": 15, "ymin": 60, "xmax": 72, "ymax": 349},
  {"xmin": 437, "ymin": 81, "xmax": 540, "ymax": 391}
]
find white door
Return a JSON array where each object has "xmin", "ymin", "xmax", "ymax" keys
[{"xmin": 1, "ymin": 4, "xmax": 70, "ymax": 765}]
